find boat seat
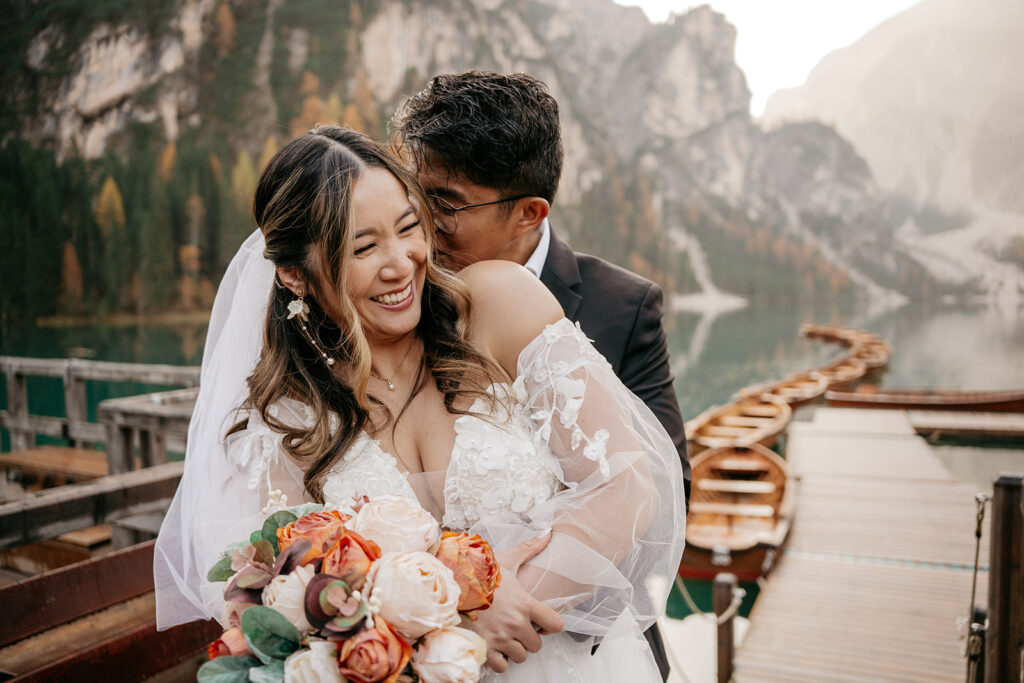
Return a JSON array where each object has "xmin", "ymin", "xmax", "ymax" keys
[
  {"xmin": 710, "ymin": 459, "xmax": 772, "ymax": 473},
  {"xmin": 738, "ymin": 405, "xmax": 782, "ymax": 417},
  {"xmin": 702, "ymin": 425, "xmax": 759, "ymax": 437},
  {"xmin": 697, "ymin": 479, "xmax": 777, "ymax": 494},
  {"xmin": 718, "ymin": 415, "xmax": 773, "ymax": 427},
  {"xmin": 689, "ymin": 502, "xmax": 775, "ymax": 518}
]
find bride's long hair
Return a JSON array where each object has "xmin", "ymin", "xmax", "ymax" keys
[{"xmin": 242, "ymin": 125, "xmax": 499, "ymax": 501}]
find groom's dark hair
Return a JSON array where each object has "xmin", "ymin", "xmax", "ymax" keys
[{"xmin": 393, "ymin": 71, "xmax": 563, "ymax": 205}]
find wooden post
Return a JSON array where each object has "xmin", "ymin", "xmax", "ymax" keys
[
  {"xmin": 985, "ymin": 473, "xmax": 1023, "ymax": 683},
  {"xmin": 63, "ymin": 361, "xmax": 88, "ymax": 448},
  {"xmin": 715, "ymin": 572, "xmax": 737, "ymax": 683},
  {"xmin": 5, "ymin": 363, "xmax": 32, "ymax": 451}
]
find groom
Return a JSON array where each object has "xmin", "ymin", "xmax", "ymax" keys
[{"xmin": 395, "ymin": 71, "xmax": 689, "ymax": 681}]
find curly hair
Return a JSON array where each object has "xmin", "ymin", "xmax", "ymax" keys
[
  {"xmin": 240, "ymin": 125, "xmax": 500, "ymax": 502},
  {"xmin": 392, "ymin": 71, "xmax": 563, "ymax": 205}
]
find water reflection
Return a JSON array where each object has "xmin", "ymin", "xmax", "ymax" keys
[{"xmin": 665, "ymin": 301, "xmax": 1024, "ymax": 421}]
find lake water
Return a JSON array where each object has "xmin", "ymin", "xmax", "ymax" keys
[
  {"xmin": 1, "ymin": 299, "xmax": 1022, "ymax": 615},
  {"xmin": 3, "ymin": 300, "xmax": 1023, "ymax": 437}
]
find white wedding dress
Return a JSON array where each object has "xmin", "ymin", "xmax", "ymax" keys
[{"xmin": 154, "ymin": 231, "xmax": 685, "ymax": 683}]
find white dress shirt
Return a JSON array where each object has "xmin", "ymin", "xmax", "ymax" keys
[{"xmin": 523, "ymin": 218, "xmax": 551, "ymax": 278}]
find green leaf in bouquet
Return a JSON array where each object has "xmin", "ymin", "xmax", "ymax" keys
[
  {"xmin": 261, "ymin": 510, "xmax": 298, "ymax": 554},
  {"xmin": 250, "ymin": 529, "xmax": 263, "ymax": 545},
  {"xmin": 247, "ymin": 659, "xmax": 285, "ymax": 683},
  {"xmin": 251, "ymin": 539, "xmax": 276, "ymax": 567},
  {"xmin": 207, "ymin": 555, "xmax": 235, "ymax": 583},
  {"xmin": 286, "ymin": 502, "xmax": 324, "ymax": 517},
  {"xmin": 241, "ymin": 605, "xmax": 301, "ymax": 665},
  {"xmin": 196, "ymin": 655, "xmax": 259, "ymax": 683}
]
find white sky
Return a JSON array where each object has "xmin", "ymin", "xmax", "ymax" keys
[{"xmin": 615, "ymin": 0, "xmax": 921, "ymax": 116}]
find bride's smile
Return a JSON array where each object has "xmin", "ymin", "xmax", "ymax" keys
[{"xmin": 347, "ymin": 166, "xmax": 428, "ymax": 344}]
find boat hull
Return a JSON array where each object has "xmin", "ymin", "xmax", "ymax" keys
[{"xmin": 826, "ymin": 389, "xmax": 1024, "ymax": 413}]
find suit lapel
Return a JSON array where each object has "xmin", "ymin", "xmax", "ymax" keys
[{"xmin": 540, "ymin": 229, "xmax": 582, "ymax": 320}]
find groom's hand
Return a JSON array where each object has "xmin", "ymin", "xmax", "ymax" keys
[{"xmin": 470, "ymin": 531, "xmax": 565, "ymax": 673}]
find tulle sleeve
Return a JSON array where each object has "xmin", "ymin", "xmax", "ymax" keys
[{"xmin": 467, "ymin": 318, "xmax": 687, "ymax": 637}]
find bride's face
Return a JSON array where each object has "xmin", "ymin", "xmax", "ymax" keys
[{"xmin": 344, "ymin": 167, "xmax": 428, "ymax": 343}]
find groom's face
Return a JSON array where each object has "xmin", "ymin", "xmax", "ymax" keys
[{"xmin": 413, "ymin": 154, "xmax": 521, "ymax": 271}]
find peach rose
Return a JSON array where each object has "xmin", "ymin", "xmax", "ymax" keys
[
  {"xmin": 347, "ymin": 496, "xmax": 440, "ymax": 555},
  {"xmin": 322, "ymin": 530, "xmax": 382, "ymax": 591},
  {"xmin": 338, "ymin": 617, "xmax": 412, "ymax": 683},
  {"xmin": 208, "ymin": 626, "xmax": 250, "ymax": 659},
  {"xmin": 278, "ymin": 510, "xmax": 349, "ymax": 565},
  {"xmin": 366, "ymin": 552, "xmax": 460, "ymax": 641},
  {"xmin": 433, "ymin": 532, "xmax": 501, "ymax": 612}
]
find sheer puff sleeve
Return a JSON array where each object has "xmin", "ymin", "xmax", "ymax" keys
[{"xmin": 466, "ymin": 318, "xmax": 686, "ymax": 637}]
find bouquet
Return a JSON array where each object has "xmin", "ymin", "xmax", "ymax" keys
[{"xmin": 198, "ymin": 495, "xmax": 502, "ymax": 683}]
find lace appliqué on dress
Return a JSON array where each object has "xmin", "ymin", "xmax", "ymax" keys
[
  {"xmin": 322, "ymin": 432, "xmax": 417, "ymax": 515},
  {"xmin": 522, "ymin": 319, "xmax": 613, "ymax": 480},
  {"xmin": 443, "ymin": 382, "xmax": 560, "ymax": 530}
]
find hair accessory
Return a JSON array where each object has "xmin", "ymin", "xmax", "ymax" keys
[{"xmin": 290, "ymin": 290, "xmax": 335, "ymax": 367}]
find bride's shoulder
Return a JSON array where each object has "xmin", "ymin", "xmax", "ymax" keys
[{"xmin": 459, "ymin": 261, "xmax": 563, "ymax": 375}]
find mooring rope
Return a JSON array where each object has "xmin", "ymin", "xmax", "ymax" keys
[{"xmin": 674, "ymin": 575, "xmax": 746, "ymax": 625}]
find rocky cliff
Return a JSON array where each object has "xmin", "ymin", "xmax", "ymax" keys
[
  {"xmin": 763, "ymin": 0, "xmax": 1024, "ymax": 304},
  {"xmin": 2, "ymin": 0, "xmax": 957, "ymax": 321}
]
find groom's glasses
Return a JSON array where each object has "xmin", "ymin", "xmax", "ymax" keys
[{"xmin": 426, "ymin": 194, "xmax": 531, "ymax": 234}]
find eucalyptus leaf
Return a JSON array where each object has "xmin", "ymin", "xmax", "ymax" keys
[
  {"xmin": 250, "ymin": 529, "xmax": 263, "ymax": 545},
  {"xmin": 287, "ymin": 502, "xmax": 324, "ymax": 517},
  {"xmin": 261, "ymin": 510, "xmax": 297, "ymax": 554},
  {"xmin": 248, "ymin": 659, "xmax": 286, "ymax": 683},
  {"xmin": 196, "ymin": 655, "xmax": 259, "ymax": 683},
  {"xmin": 241, "ymin": 606, "xmax": 301, "ymax": 665},
  {"xmin": 207, "ymin": 555, "xmax": 235, "ymax": 582}
]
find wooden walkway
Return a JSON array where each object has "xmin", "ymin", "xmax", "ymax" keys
[{"xmin": 735, "ymin": 408, "xmax": 992, "ymax": 681}]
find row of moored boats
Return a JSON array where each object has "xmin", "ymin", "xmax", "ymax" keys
[{"xmin": 679, "ymin": 324, "xmax": 891, "ymax": 581}]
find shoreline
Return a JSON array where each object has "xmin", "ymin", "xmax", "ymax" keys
[{"xmin": 36, "ymin": 310, "xmax": 212, "ymax": 329}]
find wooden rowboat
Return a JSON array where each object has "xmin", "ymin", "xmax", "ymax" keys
[
  {"xmin": 848, "ymin": 336, "xmax": 891, "ymax": 370},
  {"xmin": 816, "ymin": 356, "xmax": 867, "ymax": 389},
  {"xmin": 679, "ymin": 443, "xmax": 797, "ymax": 581},
  {"xmin": 735, "ymin": 370, "xmax": 829, "ymax": 408},
  {"xmin": 685, "ymin": 396, "xmax": 792, "ymax": 455},
  {"xmin": 825, "ymin": 387, "xmax": 1024, "ymax": 413}
]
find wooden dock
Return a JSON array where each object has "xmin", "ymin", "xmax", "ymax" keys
[{"xmin": 735, "ymin": 407, "xmax": 993, "ymax": 681}]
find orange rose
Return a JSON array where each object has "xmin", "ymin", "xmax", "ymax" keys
[
  {"xmin": 338, "ymin": 617, "xmax": 412, "ymax": 683},
  {"xmin": 433, "ymin": 532, "xmax": 501, "ymax": 612},
  {"xmin": 277, "ymin": 510, "xmax": 348, "ymax": 565},
  {"xmin": 322, "ymin": 530, "xmax": 382, "ymax": 591}
]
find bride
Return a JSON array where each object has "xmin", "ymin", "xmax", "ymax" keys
[{"xmin": 154, "ymin": 125, "xmax": 685, "ymax": 681}]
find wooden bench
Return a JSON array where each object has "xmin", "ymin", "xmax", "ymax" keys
[
  {"xmin": 689, "ymin": 502, "xmax": 775, "ymax": 518},
  {"xmin": 696, "ymin": 479, "xmax": 777, "ymax": 494},
  {"xmin": 0, "ymin": 539, "xmax": 220, "ymax": 681},
  {"xmin": 0, "ymin": 447, "xmax": 108, "ymax": 486}
]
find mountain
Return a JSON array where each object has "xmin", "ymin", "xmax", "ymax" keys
[
  {"xmin": 763, "ymin": 0, "xmax": 1024, "ymax": 304},
  {"xmin": 1, "ymin": 0, "xmax": 954, "ymax": 322}
]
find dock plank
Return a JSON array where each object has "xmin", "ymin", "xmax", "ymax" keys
[{"xmin": 735, "ymin": 408, "xmax": 992, "ymax": 681}]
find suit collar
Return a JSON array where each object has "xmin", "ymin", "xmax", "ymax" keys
[{"xmin": 540, "ymin": 228, "xmax": 582, "ymax": 319}]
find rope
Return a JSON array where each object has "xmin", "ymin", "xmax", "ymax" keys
[
  {"xmin": 964, "ymin": 491, "xmax": 990, "ymax": 675},
  {"xmin": 674, "ymin": 575, "xmax": 746, "ymax": 625},
  {"xmin": 967, "ymin": 492, "xmax": 989, "ymax": 625}
]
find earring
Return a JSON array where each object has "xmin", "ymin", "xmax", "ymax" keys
[{"xmin": 288, "ymin": 288, "xmax": 335, "ymax": 367}]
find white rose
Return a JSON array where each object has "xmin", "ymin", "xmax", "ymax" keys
[
  {"xmin": 284, "ymin": 641, "xmax": 346, "ymax": 683},
  {"xmin": 262, "ymin": 563, "xmax": 316, "ymax": 634},
  {"xmin": 411, "ymin": 627, "xmax": 487, "ymax": 683},
  {"xmin": 365, "ymin": 552, "xmax": 460, "ymax": 640},
  {"xmin": 348, "ymin": 495, "xmax": 440, "ymax": 555}
]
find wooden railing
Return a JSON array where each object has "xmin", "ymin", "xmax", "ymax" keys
[{"xmin": 0, "ymin": 356, "xmax": 199, "ymax": 469}]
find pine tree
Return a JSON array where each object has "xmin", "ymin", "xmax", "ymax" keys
[{"xmin": 95, "ymin": 176, "xmax": 126, "ymax": 236}]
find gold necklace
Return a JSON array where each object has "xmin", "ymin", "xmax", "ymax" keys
[{"xmin": 370, "ymin": 339, "xmax": 419, "ymax": 391}]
